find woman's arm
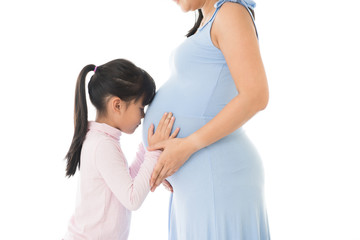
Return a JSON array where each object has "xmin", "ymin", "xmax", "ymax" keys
[{"xmin": 148, "ymin": 3, "xmax": 269, "ymax": 191}]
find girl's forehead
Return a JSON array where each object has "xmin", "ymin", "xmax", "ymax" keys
[
  {"xmin": 132, "ymin": 96, "xmax": 145, "ymax": 106},
  {"xmin": 136, "ymin": 95, "xmax": 146, "ymax": 106}
]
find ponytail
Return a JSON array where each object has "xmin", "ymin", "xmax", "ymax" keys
[{"xmin": 65, "ymin": 64, "xmax": 95, "ymax": 177}]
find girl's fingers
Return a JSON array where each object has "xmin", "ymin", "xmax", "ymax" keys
[
  {"xmin": 162, "ymin": 180, "xmax": 170, "ymax": 188},
  {"xmin": 166, "ymin": 181, "xmax": 173, "ymax": 192},
  {"xmin": 161, "ymin": 112, "xmax": 172, "ymax": 134},
  {"xmin": 147, "ymin": 124, "xmax": 154, "ymax": 142},
  {"xmin": 162, "ymin": 180, "xmax": 173, "ymax": 192},
  {"xmin": 147, "ymin": 141, "xmax": 166, "ymax": 151},
  {"xmin": 165, "ymin": 116, "xmax": 175, "ymax": 137},
  {"xmin": 170, "ymin": 128, "xmax": 180, "ymax": 139},
  {"xmin": 156, "ymin": 112, "xmax": 168, "ymax": 133}
]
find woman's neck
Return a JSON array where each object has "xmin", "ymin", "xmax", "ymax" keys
[{"xmin": 200, "ymin": 0, "xmax": 218, "ymax": 27}]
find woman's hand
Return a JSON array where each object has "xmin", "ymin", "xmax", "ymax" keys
[
  {"xmin": 148, "ymin": 137, "xmax": 198, "ymax": 192},
  {"xmin": 148, "ymin": 112, "xmax": 180, "ymax": 147}
]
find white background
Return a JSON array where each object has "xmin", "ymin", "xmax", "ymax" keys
[{"xmin": 1, "ymin": 0, "xmax": 359, "ymax": 239}]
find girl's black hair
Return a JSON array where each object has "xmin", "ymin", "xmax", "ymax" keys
[
  {"xmin": 186, "ymin": 8, "xmax": 255, "ymax": 38},
  {"xmin": 65, "ymin": 59, "xmax": 156, "ymax": 177}
]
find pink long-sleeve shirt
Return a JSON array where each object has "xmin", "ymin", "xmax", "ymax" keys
[{"xmin": 64, "ymin": 121, "xmax": 160, "ymax": 240}]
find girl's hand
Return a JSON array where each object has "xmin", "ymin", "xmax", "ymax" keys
[
  {"xmin": 162, "ymin": 180, "xmax": 173, "ymax": 192},
  {"xmin": 148, "ymin": 137, "xmax": 197, "ymax": 192},
  {"xmin": 147, "ymin": 112, "xmax": 180, "ymax": 147}
]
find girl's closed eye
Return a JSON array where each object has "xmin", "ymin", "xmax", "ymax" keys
[{"xmin": 140, "ymin": 107, "xmax": 145, "ymax": 117}]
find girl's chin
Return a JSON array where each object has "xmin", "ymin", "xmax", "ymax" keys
[{"xmin": 122, "ymin": 128, "xmax": 136, "ymax": 135}]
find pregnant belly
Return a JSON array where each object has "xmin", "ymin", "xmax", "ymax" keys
[
  {"xmin": 142, "ymin": 105, "xmax": 209, "ymax": 147},
  {"xmin": 142, "ymin": 82, "xmax": 212, "ymax": 147},
  {"xmin": 141, "ymin": 85, "xmax": 263, "ymax": 191}
]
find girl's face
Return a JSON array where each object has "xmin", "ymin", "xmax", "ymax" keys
[{"xmin": 117, "ymin": 98, "xmax": 145, "ymax": 134}]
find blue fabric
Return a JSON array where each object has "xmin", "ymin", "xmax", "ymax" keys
[
  {"xmin": 142, "ymin": 0, "xmax": 270, "ymax": 239},
  {"xmin": 215, "ymin": 0, "xmax": 256, "ymax": 10}
]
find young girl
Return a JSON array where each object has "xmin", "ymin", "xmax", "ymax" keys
[{"xmin": 63, "ymin": 59, "xmax": 179, "ymax": 240}]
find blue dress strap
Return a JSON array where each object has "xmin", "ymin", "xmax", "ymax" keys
[{"xmin": 213, "ymin": 0, "xmax": 258, "ymax": 38}]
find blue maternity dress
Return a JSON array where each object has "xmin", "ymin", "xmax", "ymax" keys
[{"xmin": 142, "ymin": 0, "xmax": 270, "ymax": 239}]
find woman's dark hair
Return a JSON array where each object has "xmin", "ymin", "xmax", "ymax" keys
[
  {"xmin": 186, "ymin": 8, "xmax": 255, "ymax": 38},
  {"xmin": 65, "ymin": 59, "xmax": 156, "ymax": 177}
]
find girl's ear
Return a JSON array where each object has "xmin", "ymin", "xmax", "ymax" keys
[{"xmin": 111, "ymin": 97, "xmax": 124, "ymax": 114}]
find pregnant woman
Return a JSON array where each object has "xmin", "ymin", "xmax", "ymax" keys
[{"xmin": 143, "ymin": 0, "xmax": 270, "ymax": 239}]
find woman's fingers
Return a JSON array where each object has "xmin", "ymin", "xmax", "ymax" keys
[
  {"xmin": 152, "ymin": 169, "xmax": 170, "ymax": 191},
  {"xmin": 150, "ymin": 157, "xmax": 173, "ymax": 192},
  {"xmin": 149, "ymin": 138, "xmax": 191, "ymax": 192},
  {"xmin": 150, "ymin": 161, "xmax": 164, "ymax": 190}
]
